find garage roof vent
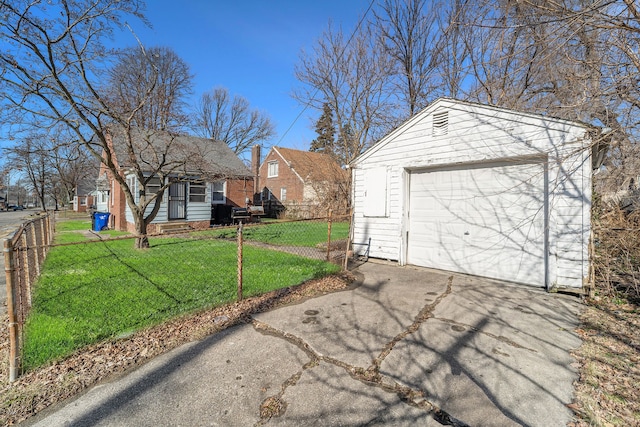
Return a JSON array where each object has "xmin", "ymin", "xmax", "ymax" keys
[{"xmin": 432, "ymin": 111, "xmax": 448, "ymax": 136}]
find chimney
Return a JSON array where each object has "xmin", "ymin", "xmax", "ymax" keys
[{"xmin": 251, "ymin": 144, "xmax": 261, "ymax": 201}]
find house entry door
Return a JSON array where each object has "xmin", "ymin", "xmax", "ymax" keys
[{"xmin": 168, "ymin": 182, "xmax": 186, "ymax": 220}]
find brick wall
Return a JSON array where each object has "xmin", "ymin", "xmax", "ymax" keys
[
  {"xmin": 127, "ymin": 219, "xmax": 211, "ymax": 235},
  {"xmin": 74, "ymin": 195, "xmax": 94, "ymax": 213},
  {"xmin": 99, "ymin": 136, "xmax": 128, "ymax": 232},
  {"xmin": 259, "ymin": 150, "xmax": 304, "ymax": 203},
  {"xmin": 226, "ymin": 177, "xmax": 253, "ymax": 207},
  {"xmin": 111, "ymin": 176, "xmax": 127, "ymax": 231}
]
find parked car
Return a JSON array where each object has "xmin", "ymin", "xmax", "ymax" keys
[{"xmin": 7, "ymin": 205, "xmax": 25, "ymax": 211}]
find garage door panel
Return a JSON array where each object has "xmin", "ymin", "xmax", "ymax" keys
[{"xmin": 407, "ymin": 162, "xmax": 546, "ymax": 286}]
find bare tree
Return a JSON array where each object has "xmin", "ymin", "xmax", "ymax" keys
[
  {"xmin": 191, "ymin": 87, "xmax": 276, "ymax": 156},
  {"xmin": 49, "ymin": 132, "xmax": 96, "ymax": 206},
  {"xmin": 374, "ymin": 0, "xmax": 439, "ymax": 117},
  {"xmin": 107, "ymin": 46, "xmax": 193, "ymax": 132},
  {"xmin": 294, "ymin": 23, "xmax": 395, "ymax": 165},
  {"xmin": 451, "ymin": 0, "xmax": 640, "ymax": 190},
  {"xmin": 0, "ymin": 0, "xmax": 207, "ymax": 248},
  {"xmin": 430, "ymin": 0, "xmax": 473, "ymax": 100},
  {"xmin": 4, "ymin": 134, "xmax": 52, "ymax": 210}
]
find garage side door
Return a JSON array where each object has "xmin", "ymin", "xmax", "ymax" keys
[{"xmin": 407, "ymin": 162, "xmax": 546, "ymax": 286}]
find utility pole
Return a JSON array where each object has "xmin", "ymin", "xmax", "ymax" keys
[{"xmin": 5, "ymin": 173, "xmax": 9, "ymax": 209}]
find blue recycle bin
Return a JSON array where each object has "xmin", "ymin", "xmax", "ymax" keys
[{"xmin": 92, "ymin": 212, "xmax": 110, "ymax": 232}]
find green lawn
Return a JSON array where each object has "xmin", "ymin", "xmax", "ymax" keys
[
  {"xmin": 24, "ymin": 236, "xmax": 340, "ymax": 370},
  {"xmin": 204, "ymin": 221, "xmax": 350, "ymax": 247},
  {"xmin": 55, "ymin": 219, "xmax": 92, "ymax": 232},
  {"xmin": 54, "ymin": 218, "xmax": 129, "ymax": 243}
]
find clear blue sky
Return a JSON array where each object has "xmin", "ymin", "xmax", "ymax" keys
[
  {"xmin": 122, "ymin": 0, "xmax": 374, "ymax": 152},
  {"xmin": 0, "ymin": 1, "xmax": 373, "ymax": 173}
]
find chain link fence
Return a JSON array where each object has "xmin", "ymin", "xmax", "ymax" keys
[
  {"xmin": 3, "ymin": 214, "xmax": 54, "ymax": 381},
  {"xmin": 3, "ymin": 212, "xmax": 351, "ymax": 380}
]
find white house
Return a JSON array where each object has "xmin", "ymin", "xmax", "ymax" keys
[{"xmin": 351, "ymin": 98, "xmax": 597, "ymax": 290}]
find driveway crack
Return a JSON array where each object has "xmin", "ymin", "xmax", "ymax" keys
[
  {"xmin": 371, "ymin": 275, "xmax": 454, "ymax": 372},
  {"xmin": 251, "ymin": 276, "xmax": 470, "ymax": 427},
  {"xmin": 433, "ymin": 317, "xmax": 538, "ymax": 353}
]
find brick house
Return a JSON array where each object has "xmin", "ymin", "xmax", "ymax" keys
[
  {"xmin": 97, "ymin": 127, "xmax": 253, "ymax": 233},
  {"xmin": 71, "ymin": 189, "xmax": 94, "ymax": 213},
  {"xmin": 71, "ymin": 176, "xmax": 96, "ymax": 213},
  {"xmin": 252, "ymin": 146, "xmax": 348, "ymax": 218}
]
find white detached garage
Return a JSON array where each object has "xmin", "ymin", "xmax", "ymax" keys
[{"xmin": 351, "ymin": 98, "xmax": 594, "ymax": 289}]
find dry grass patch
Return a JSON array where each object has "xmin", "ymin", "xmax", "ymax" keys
[
  {"xmin": 568, "ymin": 202, "xmax": 640, "ymax": 426},
  {"xmin": 570, "ymin": 299, "xmax": 640, "ymax": 426}
]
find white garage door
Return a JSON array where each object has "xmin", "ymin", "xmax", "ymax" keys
[{"xmin": 407, "ymin": 162, "xmax": 546, "ymax": 286}]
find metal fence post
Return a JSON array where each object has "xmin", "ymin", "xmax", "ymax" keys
[
  {"xmin": 20, "ymin": 230, "xmax": 31, "ymax": 307},
  {"xmin": 4, "ymin": 238, "xmax": 19, "ymax": 382},
  {"xmin": 39, "ymin": 215, "xmax": 47, "ymax": 263},
  {"xmin": 30, "ymin": 224, "xmax": 40, "ymax": 277},
  {"xmin": 237, "ymin": 221, "xmax": 243, "ymax": 301},
  {"xmin": 343, "ymin": 208, "xmax": 353, "ymax": 271},
  {"xmin": 46, "ymin": 213, "xmax": 52, "ymax": 242},
  {"xmin": 326, "ymin": 209, "xmax": 333, "ymax": 262}
]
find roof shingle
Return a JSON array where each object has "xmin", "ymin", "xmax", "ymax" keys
[
  {"xmin": 108, "ymin": 127, "xmax": 252, "ymax": 179},
  {"xmin": 275, "ymin": 147, "xmax": 346, "ymax": 183}
]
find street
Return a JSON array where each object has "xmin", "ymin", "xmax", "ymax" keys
[{"xmin": 0, "ymin": 208, "xmax": 34, "ymax": 239}]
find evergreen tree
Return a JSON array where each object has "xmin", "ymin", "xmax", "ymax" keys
[{"xmin": 310, "ymin": 103, "xmax": 336, "ymax": 154}]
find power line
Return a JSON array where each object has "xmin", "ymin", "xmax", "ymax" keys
[{"xmin": 276, "ymin": 0, "xmax": 377, "ymax": 146}]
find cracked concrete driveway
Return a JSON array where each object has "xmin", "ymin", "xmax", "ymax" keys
[{"xmin": 26, "ymin": 261, "xmax": 583, "ymax": 427}]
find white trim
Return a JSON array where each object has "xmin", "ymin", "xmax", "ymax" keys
[
  {"xmin": 267, "ymin": 161, "xmax": 279, "ymax": 178},
  {"xmin": 211, "ymin": 180, "xmax": 226, "ymax": 204}
]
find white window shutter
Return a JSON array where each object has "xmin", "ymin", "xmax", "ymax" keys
[{"xmin": 363, "ymin": 167, "xmax": 388, "ymax": 217}]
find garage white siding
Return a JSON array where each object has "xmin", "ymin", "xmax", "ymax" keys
[{"xmin": 351, "ymin": 98, "xmax": 592, "ymax": 289}]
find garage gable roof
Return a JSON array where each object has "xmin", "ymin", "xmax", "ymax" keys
[{"xmin": 351, "ymin": 97, "xmax": 593, "ymax": 166}]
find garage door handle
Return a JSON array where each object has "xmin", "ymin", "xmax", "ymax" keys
[{"xmin": 464, "ymin": 231, "xmax": 469, "ymax": 235}]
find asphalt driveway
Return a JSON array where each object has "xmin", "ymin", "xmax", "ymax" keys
[{"xmin": 26, "ymin": 261, "xmax": 583, "ymax": 426}]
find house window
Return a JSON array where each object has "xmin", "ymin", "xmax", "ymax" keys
[
  {"xmin": 212, "ymin": 181, "xmax": 225, "ymax": 203},
  {"xmin": 189, "ymin": 181, "xmax": 206, "ymax": 203},
  {"xmin": 80, "ymin": 197, "xmax": 87, "ymax": 206},
  {"xmin": 145, "ymin": 176, "xmax": 161, "ymax": 195},
  {"xmin": 268, "ymin": 161, "xmax": 279, "ymax": 177},
  {"xmin": 127, "ymin": 176, "xmax": 136, "ymax": 191},
  {"xmin": 280, "ymin": 187, "xmax": 287, "ymax": 201}
]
